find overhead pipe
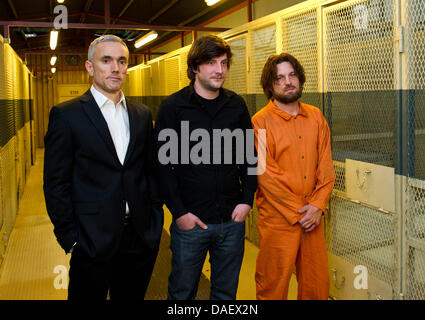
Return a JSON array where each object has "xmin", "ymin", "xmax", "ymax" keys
[
  {"xmin": 104, "ymin": 0, "xmax": 110, "ymax": 25},
  {"xmin": 0, "ymin": 20, "xmax": 229, "ymax": 33}
]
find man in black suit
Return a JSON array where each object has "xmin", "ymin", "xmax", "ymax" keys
[{"xmin": 43, "ymin": 35, "xmax": 163, "ymax": 300}]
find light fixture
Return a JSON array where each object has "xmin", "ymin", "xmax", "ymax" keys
[
  {"xmin": 50, "ymin": 55, "xmax": 57, "ymax": 66},
  {"xmin": 134, "ymin": 31, "xmax": 158, "ymax": 49},
  {"xmin": 50, "ymin": 30, "xmax": 59, "ymax": 50},
  {"xmin": 205, "ymin": 0, "xmax": 221, "ymax": 6},
  {"xmin": 51, "ymin": 67, "xmax": 56, "ymax": 74},
  {"xmin": 57, "ymin": 0, "xmax": 65, "ymax": 3}
]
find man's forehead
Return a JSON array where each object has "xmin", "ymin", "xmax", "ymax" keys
[
  {"xmin": 94, "ymin": 41, "xmax": 129, "ymax": 58},
  {"xmin": 276, "ymin": 61, "xmax": 295, "ymax": 73},
  {"xmin": 209, "ymin": 54, "xmax": 228, "ymax": 61}
]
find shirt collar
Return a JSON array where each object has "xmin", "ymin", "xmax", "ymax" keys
[
  {"xmin": 268, "ymin": 99, "xmax": 307, "ymax": 120},
  {"xmin": 188, "ymin": 79, "xmax": 226, "ymax": 105},
  {"xmin": 90, "ymin": 85, "xmax": 127, "ymax": 110}
]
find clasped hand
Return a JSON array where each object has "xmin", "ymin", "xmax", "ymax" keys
[{"xmin": 297, "ymin": 204, "xmax": 322, "ymax": 232}]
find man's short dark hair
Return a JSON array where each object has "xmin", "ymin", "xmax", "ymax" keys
[
  {"xmin": 187, "ymin": 35, "xmax": 233, "ymax": 80},
  {"xmin": 260, "ymin": 53, "xmax": 306, "ymax": 100}
]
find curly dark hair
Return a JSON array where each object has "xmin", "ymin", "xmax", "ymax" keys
[
  {"xmin": 260, "ymin": 53, "xmax": 305, "ymax": 100},
  {"xmin": 187, "ymin": 35, "xmax": 233, "ymax": 80}
]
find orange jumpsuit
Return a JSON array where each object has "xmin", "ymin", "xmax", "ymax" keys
[{"xmin": 252, "ymin": 100, "xmax": 335, "ymax": 300}]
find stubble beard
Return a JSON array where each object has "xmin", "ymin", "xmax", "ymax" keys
[{"xmin": 198, "ymin": 75, "xmax": 224, "ymax": 93}]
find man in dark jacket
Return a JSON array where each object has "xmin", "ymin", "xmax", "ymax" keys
[
  {"xmin": 43, "ymin": 35, "xmax": 163, "ymax": 300},
  {"xmin": 154, "ymin": 35, "xmax": 257, "ymax": 300}
]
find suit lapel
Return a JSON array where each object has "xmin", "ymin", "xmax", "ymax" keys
[
  {"xmin": 80, "ymin": 90, "xmax": 121, "ymax": 164},
  {"xmin": 123, "ymin": 99, "xmax": 137, "ymax": 165}
]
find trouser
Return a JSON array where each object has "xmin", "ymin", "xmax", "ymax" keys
[
  {"xmin": 255, "ymin": 214, "xmax": 329, "ymax": 300},
  {"xmin": 167, "ymin": 219, "xmax": 245, "ymax": 300},
  {"xmin": 68, "ymin": 221, "xmax": 159, "ymax": 300}
]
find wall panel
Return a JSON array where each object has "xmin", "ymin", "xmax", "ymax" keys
[{"xmin": 0, "ymin": 40, "xmax": 35, "ymax": 268}]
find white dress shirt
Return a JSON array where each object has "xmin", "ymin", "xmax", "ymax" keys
[{"xmin": 90, "ymin": 85, "xmax": 130, "ymax": 213}]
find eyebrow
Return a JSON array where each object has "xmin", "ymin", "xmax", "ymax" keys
[
  {"xmin": 100, "ymin": 55, "xmax": 128, "ymax": 61},
  {"xmin": 277, "ymin": 71, "xmax": 296, "ymax": 76},
  {"xmin": 209, "ymin": 57, "xmax": 228, "ymax": 62}
]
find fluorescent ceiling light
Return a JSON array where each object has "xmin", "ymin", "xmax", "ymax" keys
[
  {"xmin": 50, "ymin": 55, "xmax": 57, "ymax": 66},
  {"xmin": 51, "ymin": 67, "xmax": 56, "ymax": 74},
  {"xmin": 205, "ymin": 0, "xmax": 221, "ymax": 6},
  {"xmin": 24, "ymin": 33, "xmax": 37, "ymax": 38},
  {"xmin": 50, "ymin": 30, "xmax": 59, "ymax": 50},
  {"xmin": 134, "ymin": 31, "xmax": 158, "ymax": 49}
]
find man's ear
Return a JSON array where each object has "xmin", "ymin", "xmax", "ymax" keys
[{"xmin": 85, "ymin": 60, "xmax": 94, "ymax": 76}]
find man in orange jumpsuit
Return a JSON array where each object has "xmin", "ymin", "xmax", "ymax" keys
[{"xmin": 252, "ymin": 53, "xmax": 335, "ymax": 300}]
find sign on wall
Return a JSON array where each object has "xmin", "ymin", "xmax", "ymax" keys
[{"xmin": 57, "ymin": 84, "xmax": 90, "ymax": 104}]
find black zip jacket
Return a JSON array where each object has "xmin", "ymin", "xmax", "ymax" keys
[{"xmin": 154, "ymin": 82, "xmax": 258, "ymax": 224}]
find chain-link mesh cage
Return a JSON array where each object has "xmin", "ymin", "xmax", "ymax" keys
[
  {"xmin": 179, "ymin": 49, "xmax": 190, "ymax": 89},
  {"xmin": 324, "ymin": 0, "xmax": 396, "ymax": 168},
  {"xmin": 141, "ymin": 67, "xmax": 151, "ymax": 97},
  {"xmin": 250, "ymin": 25, "xmax": 276, "ymax": 95},
  {"xmin": 405, "ymin": 0, "xmax": 425, "ymax": 300},
  {"xmin": 0, "ymin": 43, "xmax": 35, "ymax": 271},
  {"xmin": 1, "ymin": 45, "xmax": 15, "ymax": 148},
  {"xmin": 326, "ymin": 196, "xmax": 396, "ymax": 288},
  {"xmin": 151, "ymin": 61, "xmax": 161, "ymax": 96},
  {"xmin": 128, "ymin": 68, "xmax": 140, "ymax": 98},
  {"xmin": 140, "ymin": 66, "xmax": 155, "ymax": 115},
  {"xmin": 151, "ymin": 59, "xmax": 168, "ymax": 117},
  {"xmin": 23, "ymin": 69, "xmax": 31, "ymax": 177},
  {"xmin": 0, "ymin": 158, "xmax": 3, "ymax": 266},
  {"xmin": 0, "ymin": 139, "xmax": 17, "ymax": 255},
  {"xmin": 158, "ymin": 59, "xmax": 166, "ymax": 97},
  {"xmin": 323, "ymin": 0, "xmax": 398, "ymax": 299},
  {"xmin": 165, "ymin": 56, "xmax": 180, "ymax": 96},
  {"xmin": 24, "ymin": 122, "xmax": 31, "ymax": 181},
  {"xmin": 0, "ymin": 39, "xmax": 5, "ymax": 104},
  {"xmin": 405, "ymin": 178, "xmax": 425, "ymax": 299},
  {"xmin": 281, "ymin": 8, "xmax": 321, "ymax": 110},
  {"xmin": 225, "ymin": 36, "xmax": 253, "ymax": 116},
  {"xmin": 333, "ymin": 161, "xmax": 346, "ymax": 193},
  {"xmin": 407, "ymin": 246, "xmax": 425, "ymax": 299},
  {"xmin": 249, "ymin": 25, "xmax": 276, "ymax": 114},
  {"xmin": 225, "ymin": 36, "xmax": 247, "ymax": 93},
  {"xmin": 16, "ymin": 59, "xmax": 26, "ymax": 199}
]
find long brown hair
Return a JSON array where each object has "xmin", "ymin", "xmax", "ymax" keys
[
  {"xmin": 260, "ymin": 53, "xmax": 305, "ymax": 99},
  {"xmin": 187, "ymin": 35, "xmax": 233, "ymax": 80}
]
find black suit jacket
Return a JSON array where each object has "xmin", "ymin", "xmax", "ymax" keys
[{"xmin": 43, "ymin": 90, "xmax": 163, "ymax": 261}]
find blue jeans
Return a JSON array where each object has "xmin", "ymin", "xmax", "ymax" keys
[{"xmin": 167, "ymin": 219, "xmax": 245, "ymax": 300}]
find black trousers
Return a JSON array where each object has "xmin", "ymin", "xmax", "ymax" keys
[{"xmin": 68, "ymin": 221, "xmax": 159, "ymax": 300}]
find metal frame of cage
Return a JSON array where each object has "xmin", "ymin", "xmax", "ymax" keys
[{"xmin": 0, "ymin": 35, "xmax": 34, "ymax": 267}]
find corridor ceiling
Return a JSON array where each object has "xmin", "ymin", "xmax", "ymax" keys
[{"xmin": 0, "ymin": 0, "xmax": 248, "ymax": 56}]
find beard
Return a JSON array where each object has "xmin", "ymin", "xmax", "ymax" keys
[{"xmin": 273, "ymin": 85, "xmax": 303, "ymax": 104}]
